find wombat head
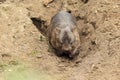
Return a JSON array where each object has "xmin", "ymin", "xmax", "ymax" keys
[
  {"xmin": 49, "ymin": 26, "xmax": 80, "ymax": 58},
  {"xmin": 59, "ymin": 28, "xmax": 74, "ymax": 51}
]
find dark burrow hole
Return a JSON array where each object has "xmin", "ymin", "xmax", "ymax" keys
[{"xmin": 31, "ymin": 17, "xmax": 47, "ymax": 36}]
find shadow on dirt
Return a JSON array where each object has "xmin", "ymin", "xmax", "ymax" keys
[{"xmin": 31, "ymin": 18, "xmax": 47, "ymax": 36}]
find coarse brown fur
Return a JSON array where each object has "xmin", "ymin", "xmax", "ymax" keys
[{"xmin": 47, "ymin": 11, "xmax": 81, "ymax": 59}]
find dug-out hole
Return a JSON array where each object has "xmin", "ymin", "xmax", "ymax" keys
[{"xmin": 31, "ymin": 17, "xmax": 47, "ymax": 36}]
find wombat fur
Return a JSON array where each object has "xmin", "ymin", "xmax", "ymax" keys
[{"xmin": 47, "ymin": 11, "xmax": 81, "ymax": 59}]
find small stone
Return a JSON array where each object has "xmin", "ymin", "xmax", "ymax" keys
[
  {"xmin": 43, "ymin": 0, "xmax": 53, "ymax": 7},
  {"xmin": 36, "ymin": 54, "xmax": 42, "ymax": 58},
  {"xmin": 57, "ymin": 64, "xmax": 64, "ymax": 67}
]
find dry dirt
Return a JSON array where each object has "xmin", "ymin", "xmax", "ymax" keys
[{"xmin": 0, "ymin": 0, "xmax": 120, "ymax": 80}]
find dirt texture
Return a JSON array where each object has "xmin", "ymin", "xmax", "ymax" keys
[{"xmin": 0, "ymin": 0, "xmax": 120, "ymax": 80}]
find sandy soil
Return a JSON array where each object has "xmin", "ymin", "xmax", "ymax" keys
[{"xmin": 0, "ymin": 0, "xmax": 120, "ymax": 80}]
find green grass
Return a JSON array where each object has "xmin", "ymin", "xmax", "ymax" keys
[
  {"xmin": 0, "ymin": 63, "xmax": 8, "ymax": 71},
  {"xmin": 0, "ymin": 59, "xmax": 20, "ymax": 72},
  {"xmin": 28, "ymin": 50, "xmax": 38, "ymax": 56},
  {"xmin": 9, "ymin": 60, "xmax": 19, "ymax": 65},
  {"xmin": 39, "ymin": 35, "xmax": 45, "ymax": 41},
  {"xmin": 4, "ymin": 65, "xmax": 55, "ymax": 80}
]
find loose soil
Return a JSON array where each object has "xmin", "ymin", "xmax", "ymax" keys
[{"xmin": 0, "ymin": 0, "xmax": 120, "ymax": 80}]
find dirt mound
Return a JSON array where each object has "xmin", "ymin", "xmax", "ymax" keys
[{"xmin": 0, "ymin": 0, "xmax": 120, "ymax": 80}]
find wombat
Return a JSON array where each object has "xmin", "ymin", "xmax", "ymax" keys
[{"xmin": 47, "ymin": 11, "xmax": 81, "ymax": 59}]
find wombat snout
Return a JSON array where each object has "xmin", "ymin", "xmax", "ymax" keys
[{"xmin": 48, "ymin": 11, "xmax": 81, "ymax": 59}]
